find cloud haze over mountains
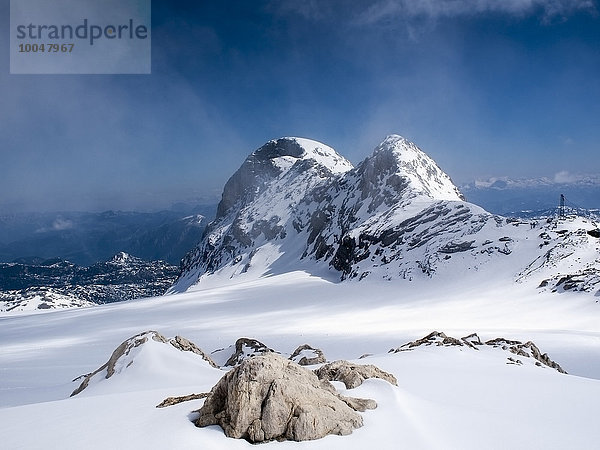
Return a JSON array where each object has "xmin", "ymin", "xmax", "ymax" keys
[{"xmin": 1, "ymin": 0, "xmax": 599, "ymax": 212}]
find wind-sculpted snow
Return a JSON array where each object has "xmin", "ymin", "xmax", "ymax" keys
[
  {"xmin": 2, "ymin": 271, "xmax": 600, "ymax": 449},
  {"xmin": 172, "ymin": 135, "xmax": 600, "ymax": 296},
  {"xmin": 71, "ymin": 331, "xmax": 218, "ymax": 397}
]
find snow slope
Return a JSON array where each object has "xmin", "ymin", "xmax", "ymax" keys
[
  {"xmin": 1, "ymin": 268, "xmax": 599, "ymax": 449},
  {"xmin": 2, "ymin": 135, "xmax": 599, "ymax": 448}
]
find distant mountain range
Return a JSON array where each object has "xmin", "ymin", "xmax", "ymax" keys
[
  {"xmin": 0, "ymin": 252, "xmax": 179, "ymax": 312},
  {"xmin": 461, "ymin": 176, "xmax": 600, "ymax": 216},
  {"xmin": 3, "ymin": 136, "xmax": 599, "ymax": 313},
  {"xmin": 0, "ymin": 205, "xmax": 216, "ymax": 266}
]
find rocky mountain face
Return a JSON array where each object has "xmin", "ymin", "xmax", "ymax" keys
[
  {"xmin": 172, "ymin": 137, "xmax": 354, "ymax": 289},
  {"xmin": 172, "ymin": 135, "xmax": 600, "ymax": 295},
  {"xmin": 0, "ymin": 252, "xmax": 179, "ymax": 313}
]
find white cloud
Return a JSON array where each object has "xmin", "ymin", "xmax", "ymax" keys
[
  {"xmin": 52, "ymin": 218, "xmax": 74, "ymax": 231},
  {"xmin": 272, "ymin": 0, "xmax": 597, "ymax": 26},
  {"xmin": 553, "ymin": 170, "xmax": 578, "ymax": 183},
  {"xmin": 355, "ymin": 0, "xmax": 597, "ymax": 25},
  {"xmin": 35, "ymin": 217, "xmax": 75, "ymax": 233}
]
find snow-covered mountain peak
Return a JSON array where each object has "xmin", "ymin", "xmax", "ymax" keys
[
  {"xmin": 111, "ymin": 252, "xmax": 133, "ymax": 263},
  {"xmin": 172, "ymin": 135, "xmax": 477, "ymax": 290},
  {"xmin": 173, "ymin": 135, "xmax": 596, "ymax": 292},
  {"xmin": 367, "ymin": 134, "xmax": 464, "ymax": 202},
  {"xmin": 247, "ymin": 137, "xmax": 352, "ymax": 176},
  {"xmin": 216, "ymin": 137, "xmax": 352, "ymax": 219},
  {"xmin": 286, "ymin": 137, "xmax": 354, "ymax": 174}
]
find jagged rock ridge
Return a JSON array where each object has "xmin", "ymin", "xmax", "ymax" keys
[{"xmin": 388, "ymin": 331, "xmax": 567, "ymax": 373}]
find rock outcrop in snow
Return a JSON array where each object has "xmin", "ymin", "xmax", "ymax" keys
[
  {"xmin": 71, "ymin": 331, "xmax": 217, "ymax": 396},
  {"xmin": 314, "ymin": 360, "xmax": 398, "ymax": 389},
  {"xmin": 389, "ymin": 331, "xmax": 567, "ymax": 373},
  {"xmin": 195, "ymin": 353, "xmax": 381, "ymax": 443},
  {"xmin": 289, "ymin": 344, "xmax": 326, "ymax": 366},
  {"xmin": 209, "ymin": 337, "xmax": 274, "ymax": 367}
]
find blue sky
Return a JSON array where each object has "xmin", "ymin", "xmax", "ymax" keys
[{"xmin": 1, "ymin": 0, "xmax": 599, "ymax": 212}]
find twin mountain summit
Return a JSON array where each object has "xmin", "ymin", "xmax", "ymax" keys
[{"xmin": 3, "ymin": 135, "xmax": 599, "ymax": 311}]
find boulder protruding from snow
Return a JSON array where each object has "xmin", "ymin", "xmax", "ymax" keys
[
  {"xmin": 289, "ymin": 344, "xmax": 326, "ymax": 366},
  {"xmin": 223, "ymin": 337, "xmax": 274, "ymax": 367},
  {"xmin": 314, "ymin": 360, "xmax": 398, "ymax": 389},
  {"xmin": 195, "ymin": 353, "xmax": 374, "ymax": 443}
]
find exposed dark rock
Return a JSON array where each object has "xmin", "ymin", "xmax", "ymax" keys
[
  {"xmin": 485, "ymin": 338, "xmax": 567, "ymax": 373},
  {"xmin": 156, "ymin": 393, "xmax": 208, "ymax": 408},
  {"xmin": 485, "ymin": 338, "xmax": 522, "ymax": 347},
  {"xmin": 588, "ymin": 229, "xmax": 600, "ymax": 238},
  {"xmin": 224, "ymin": 337, "xmax": 274, "ymax": 367},
  {"xmin": 331, "ymin": 236, "xmax": 357, "ymax": 275},
  {"xmin": 389, "ymin": 332, "xmax": 566, "ymax": 374},
  {"xmin": 538, "ymin": 268, "xmax": 600, "ymax": 294},
  {"xmin": 389, "ymin": 331, "xmax": 465, "ymax": 352},
  {"xmin": 314, "ymin": 360, "xmax": 398, "ymax": 389},
  {"xmin": 438, "ymin": 240, "xmax": 476, "ymax": 254},
  {"xmin": 461, "ymin": 333, "xmax": 483, "ymax": 348},
  {"xmin": 289, "ymin": 344, "xmax": 326, "ymax": 366},
  {"xmin": 169, "ymin": 335, "xmax": 218, "ymax": 368}
]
